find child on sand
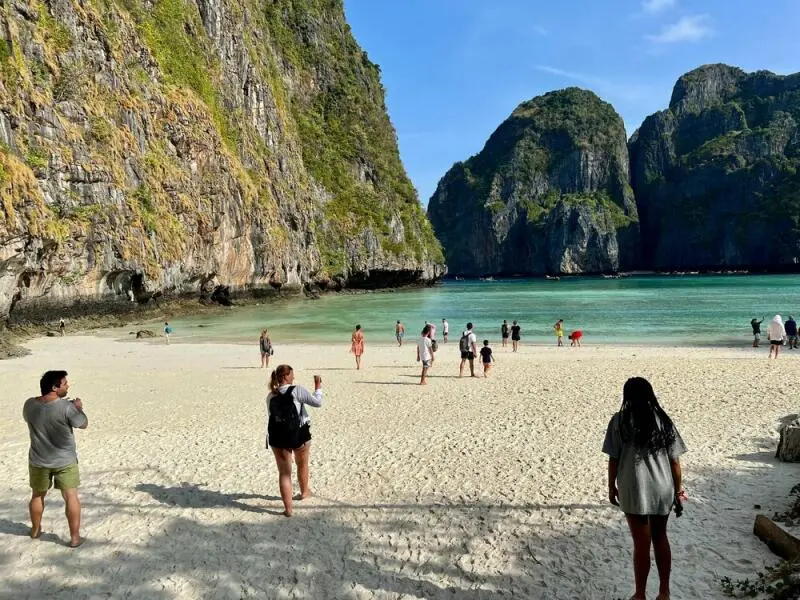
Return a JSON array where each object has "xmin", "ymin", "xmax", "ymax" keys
[
  {"xmin": 553, "ymin": 319, "xmax": 564, "ymax": 347},
  {"xmin": 569, "ymin": 330, "xmax": 583, "ymax": 347},
  {"xmin": 479, "ymin": 340, "xmax": 494, "ymax": 377}
]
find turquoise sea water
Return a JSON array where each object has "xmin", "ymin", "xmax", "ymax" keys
[{"xmin": 156, "ymin": 275, "xmax": 800, "ymax": 346}]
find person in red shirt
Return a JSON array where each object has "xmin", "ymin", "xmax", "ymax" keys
[{"xmin": 569, "ymin": 330, "xmax": 583, "ymax": 347}]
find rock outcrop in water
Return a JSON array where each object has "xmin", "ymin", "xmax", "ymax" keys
[
  {"xmin": 630, "ymin": 64, "xmax": 800, "ymax": 270},
  {"xmin": 0, "ymin": 0, "xmax": 443, "ymax": 323},
  {"xmin": 427, "ymin": 88, "xmax": 639, "ymax": 276}
]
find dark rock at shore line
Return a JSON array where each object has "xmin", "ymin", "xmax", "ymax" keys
[{"xmin": 135, "ymin": 330, "xmax": 157, "ymax": 339}]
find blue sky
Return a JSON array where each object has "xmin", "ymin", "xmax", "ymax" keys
[{"xmin": 343, "ymin": 0, "xmax": 800, "ymax": 204}]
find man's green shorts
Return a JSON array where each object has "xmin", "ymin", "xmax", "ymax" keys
[{"xmin": 29, "ymin": 462, "xmax": 80, "ymax": 492}]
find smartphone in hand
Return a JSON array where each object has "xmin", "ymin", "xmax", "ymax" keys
[{"xmin": 314, "ymin": 375, "xmax": 322, "ymax": 386}]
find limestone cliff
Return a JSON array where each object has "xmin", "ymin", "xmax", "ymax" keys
[
  {"xmin": 427, "ymin": 88, "xmax": 639, "ymax": 276},
  {"xmin": 630, "ymin": 64, "xmax": 800, "ymax": 270},
  {"xmin": 0, "ymin": 0, "xmax": 443, "ymax": 322}
]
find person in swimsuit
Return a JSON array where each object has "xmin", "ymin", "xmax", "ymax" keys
[
  {"xmin": 350, "ymin": 324, "xmax": 365, "ymax": 369},
  {"xmin": 442, "ymin": 318, "xmax": 449, "ymax": 343},
  {"xmin": 501, "ymin": 320, "xmax": 510, "ymax": 348},
  {"xmin": 395, "ymin": 321, "xmax": 405, "ymax": 347}
]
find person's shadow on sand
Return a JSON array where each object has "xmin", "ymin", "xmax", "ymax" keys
[{"xmin": 135, "ymin": 483, "xmax": 280, "ymax": 514}]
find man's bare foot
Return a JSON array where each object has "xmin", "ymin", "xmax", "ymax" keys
[
  {"xmin": 656, "ymin": 593, "xmax": 670, "ymax": 600},
  {"xmin": 283, "ymin": 509, "xmax": 292, "ymax": 517},
  {"xmin": 30, "ymin": 526, "xmax": 41, "ymax": 539},
  {"xmin": 68, "ymin": 537, "xmax": 85, "ymax": 548}
]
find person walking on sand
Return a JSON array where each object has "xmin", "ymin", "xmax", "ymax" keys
[
  {"xmin": 267, "ymin": 365, "xmax": 322, "ymax": 517},
  {"xmin": 768, "ymin": 314, "xmax": 786, "ymax": 359},
  {"xmin": 554, "ymin": 319, "xmax": 564, "ymax": 347},
  {"xmin": 164, "ymin": 322, "xmax": 173, "ymax": 345},
  {"xmin": 442, "ymin": 318, "xmax": 449, "ymax": 343},
  {"xmin": 751, "ymin": 317, "xmax": 764, "ymax": 347},
  {"xmin": 417, "ymin": 324, "xmax": 434, "ymax": 385},
  {"xmin": 23, "ymin": 370, "xmax": 88, "ymax": 547},
  {"xmin": 511, "ymin": 320, "xmax": 521, "ymax": 352},
  {"xmin": 459, "ymin": 322, "xmax": 478, "ymax": 378},
  {"xmin": 501, "ymin": 319, "xmax": 510, "ymax": 348},
  {"xmin": 350, "ymin": 324, "xmax": 365, "ymax": 369},
  {"xmin": 786, "ymin": 316, "xmax": 798, "ymax": 349},
  {"xmin": 395, "ymin": 321, "xmax": 405, "ymax": 347},
  {"xmin": 569, "ymin": 329, "xmax": 583, "ymax": 347},
  {"xmin": 603, "ymin": 377, "xmax": 687, "ymax": 600},
  {"xmin": 58, "ymin": 318, "xmax": 65, "ymax": 337},
  {"xmin": 259, "ymin": 330, "xmax": 273, "ymax": 368},
  {"xmin": 479, "ymin": 339, "xmax": 494, "ymax": 377}
]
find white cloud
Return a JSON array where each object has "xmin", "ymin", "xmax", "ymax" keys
[
  {"xmin": 642, "ymin": 0, "xmax": 677, "ymax": 14},
  {"xmin": 646, "ymin": 15, "xmax": 713, "ymax": 43},
  {"xmin": 534, "ymin": 66, "xmax": 650, "ymax": 103}
]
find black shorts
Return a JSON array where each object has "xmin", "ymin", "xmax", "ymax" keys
[
  {"xmin": 511, "ymin": 336, "xmax": 520, "ymax": 341},
  {"xmin": 771, "ymin": 340, "xmax": 784, "ymax": 346},
  {"xmin": 501, "ymin": 333, "xmax": 509, "ymax": 339},
  {"xmin": 268, "ymin": 423, "xmax": 312, "ymax": 450},
  {"xmin": 461, "ymin": 351, "xmax": 475, "ymax": 360}
]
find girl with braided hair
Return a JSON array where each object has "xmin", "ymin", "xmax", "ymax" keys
[{"xmin": 603, "ymin": 377, "xmax": 687, "ymax": 600}]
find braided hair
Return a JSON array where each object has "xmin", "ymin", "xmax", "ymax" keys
[{"xmin": 619, "ymin": 377, "xmax": 677, "ymax": 457}]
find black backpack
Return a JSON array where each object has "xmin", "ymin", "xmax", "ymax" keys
[
  {"xmin": 459, "ymin": 332, "xmax": 471, "ymax": 353},
  {"xmin": 267, "ymin": 386, "xmax": 301, "ymax": 448}
]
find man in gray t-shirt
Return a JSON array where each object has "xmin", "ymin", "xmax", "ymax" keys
[{"xmin": 23, "ymin": 370, "xmax": 88, "ymax": 547}]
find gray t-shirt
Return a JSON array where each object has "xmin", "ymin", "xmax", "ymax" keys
[
  {"xmin": 602, "ymin": 412, "xmax": 687, "ymax": 516},
  {"xmin": 23, "ymin": 397, "xmax": 88, "ymax": 468}
]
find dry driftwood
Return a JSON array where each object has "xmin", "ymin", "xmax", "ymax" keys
[
  {"xmin": 777, "ymin": 425, "xmax": 800, "ymax": 462},
  {"xmin": 754, "ymin": 514, "xmax": 800, "ymax": 560}
]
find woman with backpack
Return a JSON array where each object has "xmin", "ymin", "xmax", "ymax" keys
[
  {"xmin": 267, "ymin": 365, "xmax": 323, "ymax": 517},
  {"xmin": 602, "ymin": 377, "xmax": 687, "ymax": 600},
  {"xmin": 259, "ymin": 330, "xmax": 273, "ymax": 368}
]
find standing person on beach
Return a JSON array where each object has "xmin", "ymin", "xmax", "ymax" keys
[
  {"xmin": 267, "ymin": 365, "xmax": 323, "ymax": 517},
  {"xmin": 501, "ymin": 320, "xmax": 510, "ymax": 348},
  {"xmin": 768, "ymin": 315, "xmax": 786, "ymax": 359},
  {"xmin": 442, "ymin": 318, "xmax": 449, "ymax": 343},
  {"xmin": 554, "ymin": 319, "xmax": 564, "ymax": 347},
  {"xmin": 164, "ymin": 322, "xmax": 173, "ymax": 345},
  {"xmin": 417, "ymin": 325, "xmax": 434, "ymax": 385},
  {"xmin": 350, "ymin": 324, "xmax": 365, "ymax": 369},
  {"xmin": 785, "ymin": 316, "xmax": 798, "ymax": 349},
  {"xmin": 426, "ymin": 320, "xmax": 437, "ymax": 341},
  {"xmin": 603, "ymin": 377, "xmax": 687, "ymax": 600},
  {"xmin": 23, "ymin": 370, "xmax": 88, "ymax": 547},
  {"xmin": 395, "ymin": 321, "xmax": 405, "ymax": 347},
  {"xmin": 751, "ymin": 317, "xmax": 764, "ymax": 347},
  {"xmin": 511, "ymin": 320, "xmax": 521, "ymax": 352},
  {"xmin": 479, "ymin": 340, "xmax": 494, "ymax": 377},
  {"xmin": 459, "ymin": 323, "xmax": 478, "ymax": 377},
  {"xmin": 259, "ymin": 330, "xmax": 273, "ymax": 368},
  {"xmin": 58, "ymin": 318, "xmax": 65, "ymax": 337}
]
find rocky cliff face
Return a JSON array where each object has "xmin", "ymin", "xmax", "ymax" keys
[
  {"xmin": 427, "ymin": 88, "xmax": 639, "ymax": 276},
  {"xmin": 0, "ymin": 0, "xmax": 443, "ymax": 322},
  {"xmin": 630, "ymin": 64, "xmax": 800, "ymax": 269}
]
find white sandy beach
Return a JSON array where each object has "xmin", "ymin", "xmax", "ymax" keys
[{"xmin": 1, "ymin": 334, "xmax": 798, "ymax": 599}]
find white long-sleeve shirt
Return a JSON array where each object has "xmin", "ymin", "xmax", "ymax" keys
[{"xmin": 267, "ymin": 384, "xmax": 323, "ymax": 426}]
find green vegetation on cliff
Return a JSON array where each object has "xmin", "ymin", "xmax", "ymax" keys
[
  {"xmin": 630, "ymin": 64, "xmax": 800, "ymax": 269},
  {"xmin": 428, "ymin": 87, "xmax": 639, "ymax": 276}
]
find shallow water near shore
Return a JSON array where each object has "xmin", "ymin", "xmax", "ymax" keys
[{"xmin": 145, "ymin": 274, "xmax": 800, "ymax": 347}]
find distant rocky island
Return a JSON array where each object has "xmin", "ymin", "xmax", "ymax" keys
[{"xmin": 429, "ymin": 64, "xmax": 800, "ymax": 277}]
